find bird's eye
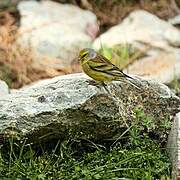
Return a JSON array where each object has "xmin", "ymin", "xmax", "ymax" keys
[{"xmin": 89, "ymin": 51, "xmax": 96, "ymax": 58}]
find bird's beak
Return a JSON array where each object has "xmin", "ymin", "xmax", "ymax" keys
[
  {"xmin": 77, "ymin": 55, "xmax": 89, "ymax": 64},
  {"xmin": 77, "ymin": 57, "xmax": 81, "ymax": 61}
]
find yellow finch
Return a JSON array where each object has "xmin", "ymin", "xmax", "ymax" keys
[{"xmin": 78, "ymin": 48, "xmax": 140, "ymax": 89}]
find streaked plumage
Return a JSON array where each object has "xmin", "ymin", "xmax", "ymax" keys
[{"xmin": 78, "ymin": 48, "xmax": 140, "ymax": 89}]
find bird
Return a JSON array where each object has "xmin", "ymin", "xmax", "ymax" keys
[{"xmin": 78, "ymin": 48, "xmax": 140, "ymax": 89}]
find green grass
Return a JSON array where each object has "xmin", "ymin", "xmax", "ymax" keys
[
  {"xmin": 98, "ymin": 44, "xmax": 146, "ymax": 70},
  {"xmin": 168, "ymin": 77, "xmax": 180, "ymax": 97},
  {"xmin": 0, "ymin": 109, "xmax": 172, "ymax": 179}
]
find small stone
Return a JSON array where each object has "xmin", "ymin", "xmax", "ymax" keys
[
  {"xmin": 169, "ymin": 15, "xmax": 180, "ymax": 28},
  {"xmin": 0, "ymin": 80, "xmax": 9, "ymax": 97},
  {"xmin": 37, "ymin": 95, "xmax": 46, "ymax": 103}
]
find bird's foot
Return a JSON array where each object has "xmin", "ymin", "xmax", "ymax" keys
[
  {"xmin": 86, "ymin": 80, "xmax": 102, "ymax": 88},
  {"xmin": 101, "ymin": 82, "xmax": 112, "ymax": 94},
  {"xmin": 86, "ymin": 80, "xmax": 111, "ymax": 93}
]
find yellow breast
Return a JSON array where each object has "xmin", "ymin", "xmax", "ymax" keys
[{"xmin": 81, "ymin": 62, "xmax": 113, "ymax": 82}]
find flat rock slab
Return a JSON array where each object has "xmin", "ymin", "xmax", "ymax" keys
[{"xmin": 0, "ymin": 73, "xmax": 179, "ymax": 144}]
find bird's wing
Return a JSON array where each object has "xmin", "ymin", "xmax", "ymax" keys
[{"xmin": 90, "ymin": 54, "xmax": 133, "ymax": 79}]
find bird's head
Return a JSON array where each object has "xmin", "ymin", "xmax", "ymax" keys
[{"xmin": 78, "ymin": 48, "xmax": 97, "ymax": 64}]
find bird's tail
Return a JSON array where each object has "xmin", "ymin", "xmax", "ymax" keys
[
  {"xmin": 126, "ymin": 78, "xmax": 141, "ymax": 90},
  {"xmin": 121, "ymin": 75, "xmax": 141, "ymax": 90}
]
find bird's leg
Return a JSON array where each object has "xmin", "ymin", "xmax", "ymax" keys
[
  {"xmin": 101, "ymin": 82, "xmax": 112, "ymax": 94},
  {"xmin": 111, "ymin": 82, "xmax": 122, "ymax": 90},
  {"xmin": 86, "ymin": 79, "xmax": 111, "ymax": 93},
  {"xmin": 86, "ymin": 79, "xmax": 102, "ymax": 88}
]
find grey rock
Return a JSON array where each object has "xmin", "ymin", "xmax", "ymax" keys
[
  {"xmin": 0, "ymin": 73, "xmax": 179, "ymax": 144},
  {"xmin": 167, "ymin": 112, "xmax": 180, "ymax": 180}
]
